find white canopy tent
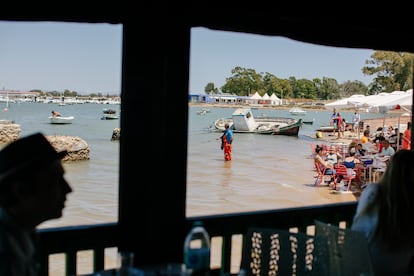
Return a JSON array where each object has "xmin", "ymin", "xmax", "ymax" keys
[
  {"xmin": 248, "ymin": 92, "xmax": 262, "ymax": 105},
  {"xmin": 356, "ymin": 89, "xmax": 413, "ymax": 150},
  {"xmin": 351, "ymin": 91, "xmax": 411, "ymax": 113},
  {"xmin": 269, "ymin": 93, "xmax": 281, "ymax": 105},
  {"xmin": 324, "ymin": 94, "xmax": 365, "ymax": 110}
]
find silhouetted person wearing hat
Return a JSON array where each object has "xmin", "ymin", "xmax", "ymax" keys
[{"xmin": 0, "ymin": 133, "xmax": 72, "ymax": 276}]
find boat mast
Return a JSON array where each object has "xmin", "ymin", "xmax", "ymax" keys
[{"xmin": 3, "ymin": 85, "xmax": 8, "ymax": 112}]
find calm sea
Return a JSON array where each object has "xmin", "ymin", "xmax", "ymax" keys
[
  {"xmin": 1, "ymin": 102, "xmax": 386, "ymax": 275},
  {"xmin": 0, "ymin": 102, "xmax": 383, "ymax": 229}
]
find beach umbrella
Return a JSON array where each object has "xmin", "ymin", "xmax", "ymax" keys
[
  {"xmin": 359, "ymin": 90, "xmax": 413, "ymax": 150},
  {"xmin": 355, "ymin": 91, "xmax": 409, "ymax": 113},
  {"xmin": 324, "ymin": 94, "xmax": 365, "ymax": 110}
]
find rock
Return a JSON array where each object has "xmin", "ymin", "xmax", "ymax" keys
[
  {"xmin": 0, "ymin": 123, "xmax": 21, "ymax": 143},
  {"xmin": 45, "ymin": 135, "xmax": 90, "ymax": 162},
  {"xmin": 111, "ymin": 128, "xmax": 120, "ymax": 141}
]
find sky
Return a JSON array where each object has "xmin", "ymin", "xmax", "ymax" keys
[
  {"xmin": 0, "ymin": 21, "xmax": 123, "ymax": 95},
  {"xmin": 190, "ymin": 27, "xmax": 376, "ymax": 94},
  {"xmin": 0, "ymin": 22, "xmax": 376, "ymax": 95}
]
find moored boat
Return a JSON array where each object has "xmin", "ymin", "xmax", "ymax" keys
[
  {"xmin": 316, "ymin": 122, "xmax": 354, "ymax": 132},
  {"xmin": 213, "ymin": 108, "xmax": 302, "ymax": 136},
  {"xmin": 289, "ymin": 107, "xmax": 307, "ymax": 115},
  {"xmin": 101, "ymin": 108, "xmax": 119, "ymax": 120},
  {"xmin": 101, "ymin": 114, "xmax": 119, "ymax": 120},
  {"xmin": 49, "ymin": 115, "xmax": 74, "ymax": 124},
  {"xmin": 303, "ymin": 118, "xmax": 315, "ymax": 124}
]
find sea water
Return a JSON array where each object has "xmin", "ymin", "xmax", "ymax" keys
[
  {"xmin": 0, "ymin": 102, "xmax": 383, "ymax": 228},
  {"xmin": 1, "ymin": 102, "xmax": 384, "ymax": 275}
]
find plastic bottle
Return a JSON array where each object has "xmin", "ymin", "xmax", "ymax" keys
[{"xmin": 183, "ymin": 221, "xmax": 211, "ymax": 274}]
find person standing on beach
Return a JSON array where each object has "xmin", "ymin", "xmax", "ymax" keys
[
  {"xmin": 336, "ymin": 113, "xmax": 344, "ymax": 139},
  {"xmin": 351, "ymin": 150, "xmax": 414, "ymax": 275},
  {"xmin": 402, "ymin": 122, "xmax": 411, "ymax": 150},
  {"xmin": 353, "ymin": 111, "xmax": 361, "ymax": 135},
  {"xmin": 0, "ymin": 133, "xmax": 72, "ymax": 276},
  {"xmin": 221, "ymin": 123, "xmax": 234, "ymax": 161},
  {"xmin": 331, "ymin": 109, "xmax": 337, "ymax": 136}
]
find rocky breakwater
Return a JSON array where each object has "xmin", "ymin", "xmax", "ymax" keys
[
  {"xmin": 45, "ymin": 135, "xmax": 90, "ymax": 162},
  {"xmin": 0, "ymin": 120, "xmax": 21, "ymax": 143}
]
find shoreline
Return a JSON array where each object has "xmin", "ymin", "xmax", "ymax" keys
[{"xmin": 190, "ymin": 102, "xmax": 412, "ymax": 144}]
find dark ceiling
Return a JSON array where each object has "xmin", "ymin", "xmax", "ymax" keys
[{"xmin": 1, "ymin": 3, "xmax": 413, "ymax": 53}]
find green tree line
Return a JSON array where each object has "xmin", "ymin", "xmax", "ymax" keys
[{"xmin": 204, "ymin": 51, "xmax": 414, "ymax": 100}]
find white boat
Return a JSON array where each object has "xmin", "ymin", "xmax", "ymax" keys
[
  {"xmin": 101, "ymin": 113, "xmax": 119, "ymax": 120},
  {"xmin": 49, "ymin": 115, "xmax": 74, "ymax": 124},
  {"xmin": 101, "ymin": 108, "xmax": 119, "ymax": 120},
  {"xmin": 196, "ymin": 108, "xmax": 210, "ymax": 115},
  {"xmin": 213, "ymin": 108, "xmax": 302, "ymax": 136},
  {"xmin": 289, "ymin": 107, "xmax": 307, "ymax": 115}
]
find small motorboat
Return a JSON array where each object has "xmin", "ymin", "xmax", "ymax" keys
[
  {"xmin": 49, "ymin": 115, "xmax": 74, "ymax": 124},
  {"xmin": 101, "ymin": 114, "xmax": 119, "ymax": 120},
  {"xmin": 289, "ymin": 107, "xmax": 307, "ymax": 115},
  {"xmin": 101, "ymin": 108, "xmax": 119, "ymax": 120},
  {"xmin": 302, "ymin": 118, "xmax": 315, "ymax": 125}
]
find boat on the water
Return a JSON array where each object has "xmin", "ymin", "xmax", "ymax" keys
[
  {"xmin": 213, "ymin": 108, "xmax": 302, "ymax": 136},
  {"xmin": 316, "ymin": 122, "xmax": 354, "ymax": 132},
  {"xmin": 101, "ymin": 108, "xmax": 119, "ymax": 120},
  {"xmin": 49, "ymin": 115, "xmax": 74, "ymax": 124},
  {"xmin": 289, "ymin": 107, "xmax": 307, "ymax": 115},
  {"xmin": 303, "ymin": 118, "xmax": 314, "ymax": 124},
  {"xmin": 196, "ymin": 108, "xmax": 211, "ymax": 115}
]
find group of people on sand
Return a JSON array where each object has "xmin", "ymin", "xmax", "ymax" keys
[
  {"xmin": 312, "ymin": 138, "xmax": 414, "ymax": 274},
  {"xmin": 359, "ymin": 121, "xmax": 411, "ymax": 153},
  {"xmin": 330, "ymin": 108, "xmax": 346, "ymax": 138}
]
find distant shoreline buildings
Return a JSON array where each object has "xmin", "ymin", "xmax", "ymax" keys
[{"xmin": 0, "ymin": 90, "xmax": 121, "ymax": 104}]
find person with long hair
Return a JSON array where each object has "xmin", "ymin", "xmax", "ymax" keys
[{"xmin": 351, "ymin": 150, "xmax": 414, "ymax": 275}]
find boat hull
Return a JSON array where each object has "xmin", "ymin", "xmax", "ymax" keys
[
  {"xmin": 316, "ymin": 122, "xmax": 353, "ymax": 132},
  {"xmin": 101, "ymin": 114, "xmax": 119, "ymax": 120},
  {"xmin": 271, "ymin": 119, "xmax": 302, "ymax": 136},
  {"xmin": 49, "ymin": 116, "xmax": 74, "ymax": 124},
  {"xmin": 289, "ymin": 107, "xmax": 307, "ymax": 116},
  {"xmin": 101, "ymin": 108, "xmax": 119, "ymax": 120}
]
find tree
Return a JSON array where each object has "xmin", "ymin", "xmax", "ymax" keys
[
  {"xmin": 315, "ymin": 77, "xmax": 340, "ymax": 100},
  {"xmin": 339, "ymin": 81, "xmax": 368, "ymax": 97},
  {"xmin": 292, "ymin": 79, "xmax": 316, "ymax": 99},
  {"xmin": 204, "ymin": 82, "xmax": 218, "ymax": 94},
  {"xmin": 262, "ymin": 73, "xmax": 292, "ymax": 99},
  {"xmin": 362, "ymin": 51, "xmax": 414, "ymax": 93},
  {"xmin": 220, "ymin": 67, "xmax": 263, "ymax": 96}
]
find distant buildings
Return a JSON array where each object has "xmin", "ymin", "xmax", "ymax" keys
[{"xmin": 188, "ymin": 92, "xmax": 282, "ymax": 106}]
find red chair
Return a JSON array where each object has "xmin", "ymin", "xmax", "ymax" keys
[
  {"xmin": 314, "ymin": 161, "xmax": 334, "ymax": 187},
  {"xmin": 333, "ymin": 164, "xmax": 356, "ymax": 191}
]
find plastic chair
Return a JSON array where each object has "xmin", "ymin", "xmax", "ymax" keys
[
  {"xmin": 314, "ymin": 220, "xmax": 374, "ymax": 276},
  {"xmin": 239, "ymin": 227, "xmax": 330, "ymax": 276},
  {"xmin": 314, "ymin": 161, "xmax": 334, "ymax": 187},
  {"xmin": 333, "ymin": 163, "xmax": 356, "ymax": 191}
]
